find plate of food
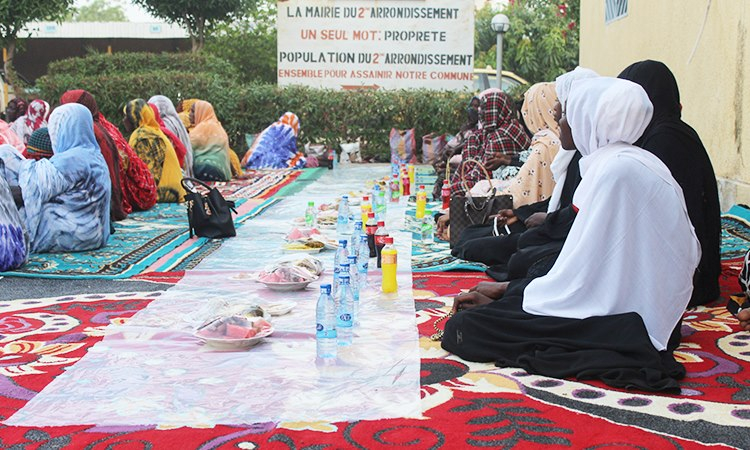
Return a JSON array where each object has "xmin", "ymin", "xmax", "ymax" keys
[
  {"xmin": 282, "ymin": 240, "xmax": 325, "ymax": 253},
  {"xmin": 263, "ymin": 301, "xmax": 296, "ymax": 316},
  {"xmin": 195, "ymin": 315, "xmax": 274, "ymax": 350},
  {"xmin": 257, "ymin": 265, "xmax": 319, "ymax": 291}
]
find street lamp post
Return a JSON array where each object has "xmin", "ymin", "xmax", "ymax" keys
[{"xmin": 490, "ymin": 14, "xmax": 510, "ymax": 90}]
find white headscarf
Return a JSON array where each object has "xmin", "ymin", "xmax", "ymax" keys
[
  {"xmin": 547, "ymin": 67, "xmax": 599, "ymax": 212},
  {"xmin": 522, "ymin": 77, "xmax": 700, "ymax": 351}
]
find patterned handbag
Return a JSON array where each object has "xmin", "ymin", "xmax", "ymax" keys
[{"xmin": 449, "ymin": 158, "xmax": 513, "ymax": 248}]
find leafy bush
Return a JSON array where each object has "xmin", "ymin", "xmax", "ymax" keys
[{"xmin": 37, "ymin": 52, "xmax": 472, "ymax": 160}]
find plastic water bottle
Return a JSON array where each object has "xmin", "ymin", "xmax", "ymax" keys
[
  {"xmin": 376, "ymin": 190, "xmax": 387, "ymax": 221},
  {"xmin": 316, "ymin": 284, "xmax": 337, "ymax": 359},
  {"xmin": 357, "ymin": 234, "xmax": 369, "ymax": 289},
  {"xmin": 421, "ymin": 210, "xmax": 434, "ymax": 244},
  {"xmin": 336, "ymin": 272, "xmax": 354, "ymax": 346},
  {"xmin": 347, "ymin": 255, "xmax": 360, "ymax": 323},
  {"xmin": 349, "ymin": 221, "xmax": 363, "ymax": 254},
  {"xmin": 332, "ymin": 240, "xmax": 349, "ymax": 295},
  {"xmin": 305, "ymin": 201, "xmax": 316, "ymax": 228},
  {"xmin": 337, "ymin": 195, "xmax": 351, "ymax": 236}
]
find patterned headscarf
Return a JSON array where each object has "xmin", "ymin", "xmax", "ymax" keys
[
  {"xmin": 126, "ymin": 99, "xmax": 185, "ymax": 202},
  {"xmin": 189, "ymin": 100, "xmax": 232, "ymax": 181},
  {"xmin": 23, "ymin": 127, "xmax": 53, "ymax": 160},
  {"xmin": 149, "ymin": 102, "xmax": 187, "ymax": 169},
  {"xmin": 10, "ymin": 99, "xmax": 50, "ymax": 145},
  {"xmin": 521, "ymin": 82, "xmax": 560, "ymax": 136},
  {"xmin": 149, "ymin": 95, "xmax": 194, "ymax": 177}
]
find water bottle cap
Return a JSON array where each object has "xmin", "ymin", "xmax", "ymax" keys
[
  {"xmin": 338, "ymin": 240, "xmax": 347, "ymax": 247},
  {"xmin": 373, "ymin": 185, "xmax": 380, "ymax": 191},
  {"xmin": 342, "ymin": 195, "xmax": 349, "ymax": 199},
  {"xmin": 320, "ymin": 283, "xmax": 332, "ymax": 293}
]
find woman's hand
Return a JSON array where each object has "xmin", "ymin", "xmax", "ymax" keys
[
  {"xmin": 452, "ymin": 291, "xmax": 494, "ymax": 313},
  {"xmin": 485, "ymin": 153, "xmax": 512, "ymax": 171},
  {"xmin": 524, "ymin": 212, "xmax": 547, "ymax": 228},
  {"xmin": 488, "ymin": 209, "xmax": 518, "ymax": 226},
  {"xmin": 470, "ymin": 281, "xmax": 510, "ymax": 299}
]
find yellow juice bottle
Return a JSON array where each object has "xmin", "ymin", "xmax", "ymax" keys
[
  {"xmin": 415, "ymin": 185, "xmax": 427, "ymax": 219},
  {"xmin": 408, "ymin": 164, "xmax": 415, "ymax": 189},
  {"xmin": 381, "ymin": 237, "xmax": 398, "ymax": 293},
  {"xmin": 361, "ymin": 196, "xmax": 372, "ymax": 224}
]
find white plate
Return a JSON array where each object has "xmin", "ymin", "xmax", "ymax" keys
[
  {"xmin": 264, "ymin": 301, "xmax": 296, "ymax": 316},
  {"xmin": 259, "ymin": 278, "xmax": 317, "ymax": 291},
  {"xmin": 195, "ymin": 317, "xmax": 274, "ymax": 350}
]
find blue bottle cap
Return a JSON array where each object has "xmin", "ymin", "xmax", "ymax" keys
[
  {"xmin": 339, "ymin": 240, "xmax": 347, "ymax": 247},
  {"xmin": 320, "ymin": 284, "xmax": 332, "ymax": 294}
]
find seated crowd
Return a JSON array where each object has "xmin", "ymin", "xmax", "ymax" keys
[
  {"xmin": 0, "ymin": 61, "xmax": 744, "ymax": 390},
  {"xmin": 0, "ymin": 91, "xmax": 306, "ymax": 259}
]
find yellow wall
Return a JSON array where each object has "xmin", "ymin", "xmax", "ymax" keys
[{"xmin": 580, "ymin": 0, "xmax": 750, "ymax": 210}]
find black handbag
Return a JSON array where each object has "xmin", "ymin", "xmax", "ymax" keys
[
  {"xmin": 181, "ymin": 177, "xmax": 237, "ymax": 239},
  {"xmin": 449, "ymin": 158, "xmax": 513, "ymax": 248}
]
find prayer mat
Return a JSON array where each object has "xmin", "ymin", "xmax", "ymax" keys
[
  {"xmin": 0, "ymin": 199, "xmax": 269, "ymax": 279},
  {"xmin": 0, "ymin": 274, "xmax": 745, "ymax": 448},
  {"xmin": 211, "ymin": 168, "xmax": 323, "ymax": 200},
  {"xmin": 721, "ymin": 204, "xmax": 750, "ymax": 262},
  {"xmin": 405, "ymin": 203, "xmax": 488, "ymax": 273}
]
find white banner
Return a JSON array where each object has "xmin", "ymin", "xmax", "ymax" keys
[{"xmin": 277, "ymin": 0, "xmax": 475, "ymax": 91}]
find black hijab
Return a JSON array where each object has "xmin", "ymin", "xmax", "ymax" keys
[{"xmin": 618, "ymin": 60, "xmax": 721, "ymax": 307}]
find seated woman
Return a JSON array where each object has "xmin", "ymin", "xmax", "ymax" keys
[
  {"xmin": 149, "ymin": 95, "xmax": 194, "ymax": 177},
  {"xmin": 241, "ymin": 112, "xmax": 305, "ymax": 170},
  {"xmin": 618, "ymin": 60, "xmax": 721, "ymax": 308},
  {"xmin": 61, "ymin": 90, "xmax": 158, "ymax": 212},
  {"xmin": 0, "ymin": 120, "xmax": 25, "ymax": 154},
  {"xmin": 0, "ymin": 103, "xmax": 111, "ymax": 253},
  {"xmin": 4, "ymin": 98, "xmax": 27, "ymax": 124},
  {"xmin": 124, "ymin": 99, "xmax": 185, "ymax": 203},
  {"xmin": 177, "ymin": 98, "xmax": 199, "ymax": 131},
  {"xmin": 449, "ymin": 90, "xmax": 530, "ymax": 196},
  {"xmin": 442, "ymin": 77, "xmax": 700, "ymax": 392},
  {"xmin": 0, "ymin": 170, "xmax": 27, "ymax": 271},
  {"xmin": 189, "ymin": 100, "xmax": 234, "ymax": 181},
  {"xmin": 10, "ymin": 99, "xmax": 50, "ymax": 146},
  {"xmin": 432, "ymin": 96, "xmax": 480, "ymax": 199},
  {"xmin": 148, "ymin": 102, "xmax": 188, "ymax": 172},
  {"xmin": 22, "ymin": 128, "xmax": 53, "ymax": 160},
  {"xmin": 60, "ymin": 91, "xmax": 127, "ymax": 221}
]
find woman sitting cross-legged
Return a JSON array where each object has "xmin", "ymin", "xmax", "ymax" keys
[
  {"xmin": 0, "ymin": 103, "xmax": 111, "ymax": 253},
  {"xmin": 441, "ymin": 77, "xmax": 700, "ymax": 392},
  {"xmin": 124, "ymin": 99, "xmax": 185, "ymax": 203}
]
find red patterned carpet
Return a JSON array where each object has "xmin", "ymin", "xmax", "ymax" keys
[{"xmin": 0, "ymin": 266, "xmax": 746, "ymax": 448}]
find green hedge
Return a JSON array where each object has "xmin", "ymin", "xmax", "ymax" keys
[{"xmin": 37, "ymin": 52, "xmax": 472, "ymax": 161}]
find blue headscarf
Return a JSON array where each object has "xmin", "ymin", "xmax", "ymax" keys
[{"xmin": 19, "ymin": 103, "xmax": 111, "ymax": 253}]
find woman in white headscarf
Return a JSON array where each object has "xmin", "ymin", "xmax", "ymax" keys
[
  {"xmin": 149, "ymin": 95, "xmax": 194, "ymax": 177},
  {"xmin": 442, "ymin": 77, "xmax": 700, "ymax": 392}
]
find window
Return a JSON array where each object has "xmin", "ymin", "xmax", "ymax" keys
[{"xmin": 605, "ymin": 0, "xmax": 628, "ymax": 23}]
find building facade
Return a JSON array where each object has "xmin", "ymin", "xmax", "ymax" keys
[{"xmin": 580, "ymin": 0, "xmax": 749, "ymax": 209}]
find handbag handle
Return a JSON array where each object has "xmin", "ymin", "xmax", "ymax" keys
[
  {"xmin": 459, "ymin": 157, "xmax": 495, "ymax": 196},
  {"xmin": 181, "ymin": 177, "xmax": 213, "ymax": 193}
]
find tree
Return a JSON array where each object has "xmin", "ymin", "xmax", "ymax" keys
[
  {"xmin": 475, "ymin": 0, "xmax": 579, "ymax": 85},
  {"xmin": 70, "ymin": 0, "xmax": 128, "ymax": 22},
  {"xmin": 0, "ymin": 0, "xmax": 75, "ymax": 94},
  {"xmin": 205, "ymin": 0, "xmax": 276, "ymax": 84},
  {"xmin": 133, "ymin": 0, "xmax": 253, "ymax": 52}
]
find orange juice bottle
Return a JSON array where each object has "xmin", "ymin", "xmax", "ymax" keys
[
  {"xmin": 381, "ymin": 237, "xmax": 398, "ymax": 293},
  {"xmin": 360, "ymin": 195, "xmax": 372, "ymax": 224},
  {"xmin": 415, "ymin": 185, "xmax": 427, "ymax": 219}
]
